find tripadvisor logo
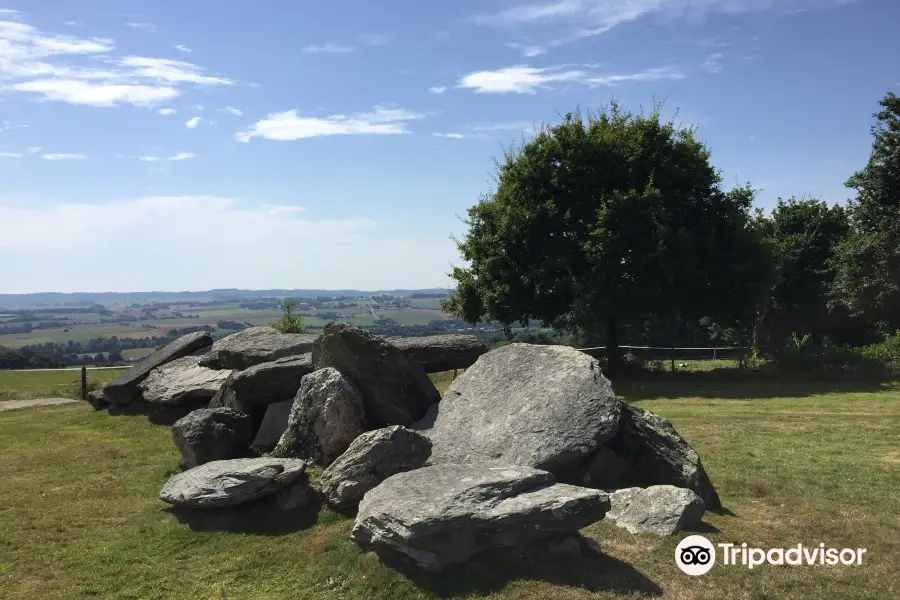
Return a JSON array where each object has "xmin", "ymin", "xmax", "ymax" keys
[{"xmin": 675, "ymin": 535, "xmax": 867, "ymax": 576}]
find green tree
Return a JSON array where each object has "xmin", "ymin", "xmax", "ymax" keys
[
  {"xmin": 757, "ymin": 197, "xmax": 849, "ymax": 344},
  {"xmin": 832, "ymin": 92, "xmax": 900, "ymax": 332},
  {"xmin": 272, "ymin": 299, "xmax": 307, "ymax": 334},
  {"xmin": 442, "ymin": 103, "xmax": 770, "ymax": 371}
]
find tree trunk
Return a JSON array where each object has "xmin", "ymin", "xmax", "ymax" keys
[{"xmin": 606, "ymin": 316, "xmax": 621, "ymax": 373}]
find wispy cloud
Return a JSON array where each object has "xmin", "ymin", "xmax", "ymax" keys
[
  {"xmin": 0, "ymin": 17, "xmax": 235, "ymax": 107},
  {"xmin": 0, "ymin": 151, "xmax": 23, "ymax": 157},
  {"xmin": 43, "ymin": 153, "xmax": 86, "ymax": 160},
  {"xmin": 508, "ymin": 42, "xmax": 547, "ymax": 57},
  {"xmin": 431, "ymin": 132, "xmax": 489, "ymax": 140},
  {"xmin": 473, "ymin": 0, "xmax": 856, "ymax": 45},
  {"xmin": 125, "ymin": 22, "xmax": 157, "ymax": 32},
  {"xmin": 458, "ymin": 64, "xmax": 682, "ymax": 94},
  {"xmin": 701, "ymin": 52, "xmax": 724, "ymax": 73},
  {"xmin": 138, "ymin": 151, "xmax": 196, "ymax": 162},
  {"xmin": 221, "ymin": 106, "xmax": 242, "ymax": 116},
  {"xmin": 236, "ymin": 107, "xmax": 425, "ymax": 142},
  {"xmin": 301, "ymin": 42, "xmax": 356, "ymax": 54},
  {"xmin": 173, "ymin": 44, "xmax": 192, "ymax": 53},
  {"xmin": 428, "ymin": 86, "xmax": 447, "ymax": 94},
  {"xmin": 26, "ymin": 146, "xmax": 41, "ymax": 153},
  {"xmin": 185, "ymin": 116, "xmax": 202, "ymax": 129},
  {"xmin": 158, "ymin": 107, "xmax": 177, "ymax": 115}
]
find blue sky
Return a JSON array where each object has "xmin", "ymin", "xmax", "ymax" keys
[{"xmin": 0, "ymin": 0, "xmax": 896, "ymax": 293}]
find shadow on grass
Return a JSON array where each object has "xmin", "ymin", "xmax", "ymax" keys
[
  {"xmin": 163, "ymin": 485, "xmax": 322, "ymax": 536},
  {"xmin": 612, "ymin": 369, "xmax": 898, "ymax": 401},
  {"xmin": 379, "ymin": 535, "xmax": 662, "ymax": 598}
]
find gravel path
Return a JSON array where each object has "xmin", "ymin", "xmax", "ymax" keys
[{"xmin": 0, "ymin": 398, "xmax": 80, "ymax": 412}]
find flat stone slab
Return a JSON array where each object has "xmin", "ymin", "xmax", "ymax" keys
[
  {"xmin": 351, "ymin": 464, "xmax": 610, "ymax": 571},
  {"xmin": 158, "ymin": 457, "xmax": 307, "ymax": 508},
  {"xmin": 103, "ymin": 331, "xmax": 212, "ymax": 406},
  {"xmin": 388, "ymin": 335, "xmax": 488, "ymax": 373},
  {"xmin": 139, "ymin": 356, "xmax": 232, "ymax": 405},
  {"xmin": 416, "ymin": 343, "xmax": 621, "ymax": 477},
  {"xmin": 199, "ymin": 327, "xmax": 317, "ymax": 370}
]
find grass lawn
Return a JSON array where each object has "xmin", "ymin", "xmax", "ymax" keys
[
  {"xmin": 0, "ymin": 372, "xmax": 898, "ymax": 599},
  {"xmin": 0, "ymin": 368, "xmax": 129, "ymax": 401}
]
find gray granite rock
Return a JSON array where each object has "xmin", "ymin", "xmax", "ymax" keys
[
  {"xmin": 388, "ymin": 335, "xmax": 488, "ymax": 373},
  {"xmin": 102, "ymin": 331, "xmax": 212, "ymax": 406},
  {"xmin": 271, "ymin": 367, "xmax": 366, "ymax": 465},
  {"xmin": 138, "ymin": 356, "xmax": 231, "ymax": 405},
  {"xmin": 319, "ymin": 425, "xmax": 432, "ymax": 509},
  {"xmin": 313, "ymin": 324, "xmax": 440, "ymax": 427},
  {"xmin": 351, "ymin": 464, "xmax": 610, "ymax": 571},
  {"xmin": 199, "ymin": 327, "xmax": 317, "ymax": 370},
  {"xmin": 414, "ymin": 343, "xmax": 621, "ymax": 478},
  {"xmin": 613, "ymin": 485, "xmax": 705, "ymax": 536},
  {"xmin": 171, "ymin": 407, "xmax": 253, "ymax": 468},
  {"xmin": 158, "ymin": 457, "xmax": 307, "ymax": 508}
]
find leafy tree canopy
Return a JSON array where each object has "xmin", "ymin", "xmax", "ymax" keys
[{"xmin": 442, "ymin": 102, "xmax": 770, "ymax": 368}]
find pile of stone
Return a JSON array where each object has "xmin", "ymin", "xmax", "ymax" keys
[{"xmin": 91, "ymin": 324, "xmax": 721, "ymax": 572}]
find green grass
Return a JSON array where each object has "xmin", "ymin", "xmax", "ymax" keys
[
  {"xmin": 1, "ymin": 373, "xmax": 898, "ymax": 599},
  {"xmin": 0, "ymin": 368, "xmax": 128, "ymax": 401}
]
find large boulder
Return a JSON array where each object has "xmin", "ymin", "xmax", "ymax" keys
[
  {"xmin": 589, "ymin": 403, "xmax": 721, "ymax": 509},
  {"xmin": 319, "ymin": 426, "xmax": 432, "ymax": 510},
  {"xmin": 171, "ymin": 407, "xmax": 253, "ymax": 468},
  {"xmin": 415, "ymin": 343, "xmax": 621, "ymax": 478},
  {"xmin": 612, "ymin": 485, "xmax": 705, "ymax": 536},
  {"xmin": 252, "ymin": 400, "xmax": 293, "ymax": 450},
  {"xmin": 388, "ymin": 335, "xmax": 488, "ymax": 373},
  {"xmin": 158, "ymin": 457, "xmax": 307, "ymax": 508},
  {"xmin": 199, "ymin": 326, "xmax": 317, "ymax": 370},
  {"xmin": 138, "ymin": 356, "xmax": 231, "ymax": 405},
  {"xmin": 271, "ymin": 367, "xmax": 366, "ymax": 465},
  {"xmin": 351, "ymin": 464, "xmax": 610, "ymax": 571},
  {"xmin": 313, "ymin": 324, "xmax": 440, "ymax": 427},
  {"xmin": 209, "ymin": 355, "xmax": 315, "ymax": 433},
  {"xmin": 103, "ymin": 331, "xmax": 212, "ymax": 406}
]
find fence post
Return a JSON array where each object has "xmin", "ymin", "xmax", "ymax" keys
[
  {"xmin": 81, "ymin": 366, "xmax": 87, "ymax": 400},
  {"xmin": 453, "ymin": 368, "xmax": 458, "ymax": 379}
]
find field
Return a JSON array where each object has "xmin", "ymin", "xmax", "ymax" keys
[
  {"xmin": 0, "ymin": 367, "xmax": 129, "ymax": 401},
  {"xmin": 1, "ymin": 372, "xmax": 898, "ymax": 599},
  {"xmin": 0, "ymin": 299, "xmax": 454, "ymax": 349}
]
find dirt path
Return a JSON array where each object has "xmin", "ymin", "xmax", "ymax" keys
[{"xmin": 0, "ymin": 398, "xmax": 80, "ymax": 412}]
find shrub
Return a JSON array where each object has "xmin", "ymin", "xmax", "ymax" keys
[
  {"xmin": 858, "ymin": 331, "xmax": 900, "ymax": 364},
  {"xmin": 768, "ymin": 333, "xmax": 886, "ymax": 373},
  {"xmin": 272, "ymin": 300, "xmax": 307, "ymax": 334}
]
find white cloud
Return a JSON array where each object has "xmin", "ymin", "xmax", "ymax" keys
[
  {"xmin": 0, "ymin": 151, "xmax": 22, "ymax": 157},
  {"xmin": 222, "ymin": 106, "xmax": 242, "ymax": 116},
  {"xmin": 185, "ymin": 116, "xmax": 202, "ymax": 129},
  {"xmin": 508, "ymin": 42, "xmax": 547, "ymax": 57},
  {"xmin": 236, "ymin": 107, "xmax": 425, "ymax": 142},
  {"xmin": 0, "ymin": 196, "xmax": 458, "ymax": 293},
  {"xmin": 701, "ymin": 52, "xmax": 724, "ymax": 73},
  {"xmin": 0, "ymin": 18, "xmax": 234, "ymax": 107},
  {"xmin": 158, "ymin": 107, "xmax": 177, "ymax": 115},
  {"xmin": 429, "ymin": 86, "xmax": 447, "ymax": 94},
  {"xmin": 169, "ymin": 152, "xmax": 195, "ymax": 161},
  {"xmin": 125, "ymin": 22, "xmax": 157, "ymax": 31},
  {"xmin": 458, "ymin": 65, "xmax": 587, "ymax": 93},
  {"xmin": 458, "ymin": 64, "xmax": 683, "ymax": 93},
  {"xmin": 116, "ymin": 56, "xmax": 234, "ymax": 85},
  {"xmin": 431, "ymin": 132, "xmax": 488, "ymax": 140},
  {"xmin": 26, "ymin": 146, "xmax": 41, "ymax": 153},
  {"xmin": 43, "ymin": 153, "xmax": 86, "ymax": 160},
  {"xmin": 473, "ymin": 0, "xmax": 856, "ymax": 44},
  {"xmin": 138, "ymin": 155, "xmax": 160, "ymax": 162},
  {"xmin": 13, "ymin": 79, "xmax": 178, "ymax": 106},
  {"xmin": 174, "ymin": 44, "xmax": 192, "ymax": 53},
  {"xmin": 301, "ymin": 42, "xmax": 356, "ymax": 54}
]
